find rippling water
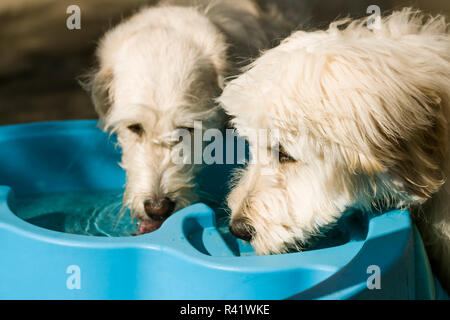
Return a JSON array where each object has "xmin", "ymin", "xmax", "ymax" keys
[
  {"xmin": 12, "ymin": 190, "xmax": 139, "ymax": 237},
  {"xmin": 11, "ymin": 189, "xmax": 361, "ymax": 254}
]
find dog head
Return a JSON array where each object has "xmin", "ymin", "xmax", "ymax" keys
[
  {"xmin": 82, "ymin": 7, "xmax": 228, "ymax": 231},
  {"xmin": 218, "ymin": 8, "xmax": 450, "ymax": 254}
]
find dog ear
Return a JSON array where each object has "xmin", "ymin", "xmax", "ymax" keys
[
  {"xmin": 368, "ymin": 90, "xmax": 447, "ymax": 203},
  {"xmin": 79, "ymin": 68, "xmax": 114, "ymax": 126},
  {"xmin": 386, "ymin": 93, "xmax": 448, "ymax": 203}
]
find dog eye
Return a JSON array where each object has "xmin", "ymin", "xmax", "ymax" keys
[
  {"xmin": 127, "ymin": 123, "xmax": 144, "ymax": 136},
  {"xmin": 278, "ymin": 146, "xmax": 296, "ymax": 163}
]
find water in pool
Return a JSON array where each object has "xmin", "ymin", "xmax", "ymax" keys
[
  {"xmin": 10, "ymin": 189, "xmax": 254, "ymax": 256},
  {"xmin": 11, "ymin": 189, "xmax": 366, "ymax": 254},
  {"xmin": 12, "ymin": 190, "xmax": 139, "ymax": 236},
  {"xmin": 11, "ymin": 189, "xmax": 230, "ymax": 238}
]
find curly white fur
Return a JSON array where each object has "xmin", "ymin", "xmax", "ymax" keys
[{"xmin": 218, "ymin": 8, "xmax": 450, "ymax": 290}]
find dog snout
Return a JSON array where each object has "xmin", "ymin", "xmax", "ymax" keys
[
  {"xmin": 144, "ymin": 197, "xmax": 175, "ymax": 220},
  {"xmin": 229, "ymin": 218, "xmax": 255, "ymax": 241}
]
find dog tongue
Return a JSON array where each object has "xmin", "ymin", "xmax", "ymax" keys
[{"xmin": 135, "ymin": 220, "xmax": 163, "ymax": 235}]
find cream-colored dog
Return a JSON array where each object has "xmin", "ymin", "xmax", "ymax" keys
[
  {"xmin": 218, "ymin": 8, "xmax": 450, "ymax": 290},
  {"xmin": 82, "ymin": 0, "xmax": 285, "ymax": 234}
]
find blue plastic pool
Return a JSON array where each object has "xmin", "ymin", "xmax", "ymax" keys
[{"xmin": 0, "ymin": 120, "xmax": 446, "ymax": 299}]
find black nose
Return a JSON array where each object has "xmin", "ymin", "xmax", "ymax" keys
[
  {"xmin": 229, "ymin": 218, "xmax": 254, "ymax": 241},
  {"xmin": 144, "ymin": 198, "xmax": 175, "ymax": 220}
]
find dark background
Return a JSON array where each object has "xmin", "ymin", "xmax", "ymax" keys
[{"xmin": 1, "ymin": 0, "xmax": 449, "ymax": 125}]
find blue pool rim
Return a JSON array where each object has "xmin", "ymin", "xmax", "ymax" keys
[{"xmin": 0, "ymin": 120, "xmax": 447, "ymax": 300}]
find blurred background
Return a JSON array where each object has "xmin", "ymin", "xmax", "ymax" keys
[{"xmin": 1, "ymin": 0, "xmax": 449, "ymax": 125}]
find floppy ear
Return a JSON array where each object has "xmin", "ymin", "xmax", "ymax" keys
[
  {"xmin": 80, "ymin": 68, "xmax": 114, "ymax": 126},
  {"xmin": 385, "ymin": 91, "xmax": 448, "ymax": 202},
  {"xmin": 350, "ymin": 88, "xmax": 448, "ymax": 203}
]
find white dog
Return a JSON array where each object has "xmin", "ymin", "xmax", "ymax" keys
[
  {"xmin": 82, "ymin": 0, "xmax": 287, "ymax": 234},
  {"xmin": 218, "ymin": 8, "xmax": 450, "ymax": 290}
]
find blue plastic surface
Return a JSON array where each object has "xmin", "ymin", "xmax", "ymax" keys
[{"xmin": 0, "ymin": 120, "xmax": 446, "ymax": 299}]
